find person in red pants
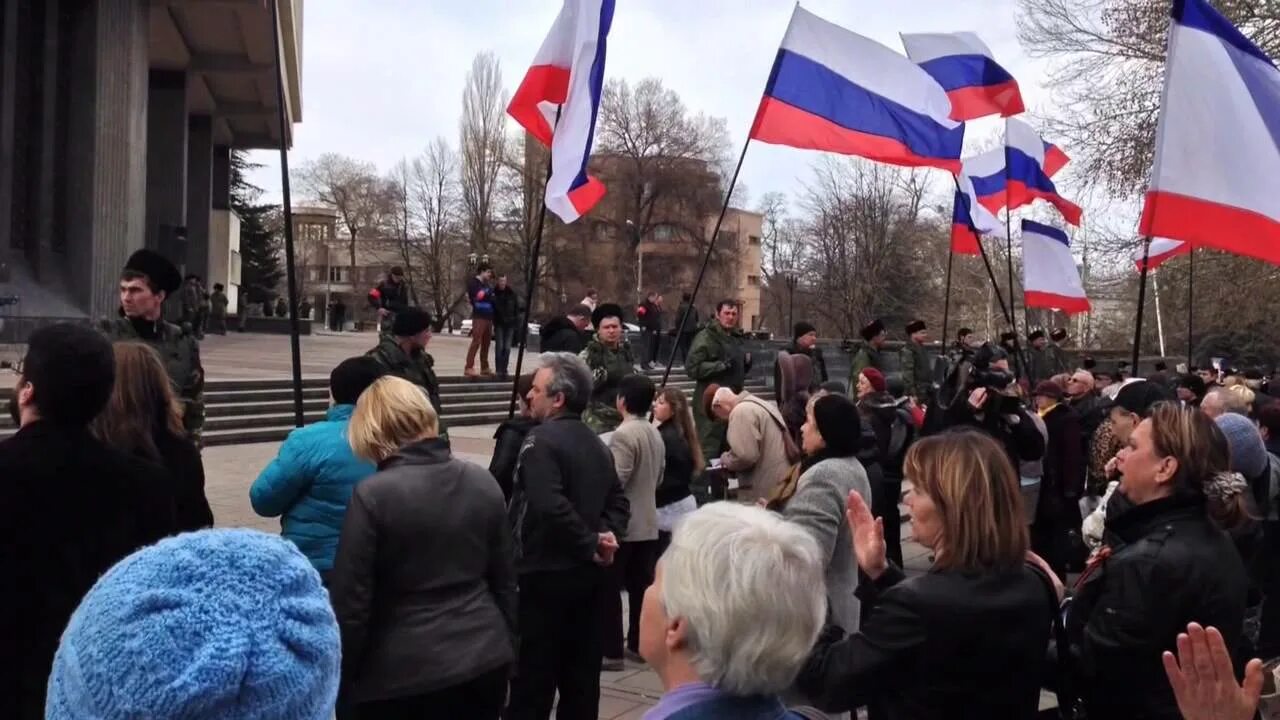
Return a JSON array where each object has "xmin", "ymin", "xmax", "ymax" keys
[{"xmin": 466, "ymin": 264, "xmax": 496, "ymax": 378}]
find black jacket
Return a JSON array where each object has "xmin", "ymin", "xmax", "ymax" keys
[
  {"xmin": 798, "ymin": 563, "xmax": 1054, "ymax": 719},
  {"xmin": 540, "ymin": 316, "xmax": 588, "ymax": 355},
  {"xmin": 374, "ymin": 279, "xmax": 411, "ymax": 314},
  {"xmin": 490, "ymin": 415, "xmax": 539, "ymax": 501},
  {"xmin": 639, "ymin": 300, "xmax": 663, "ymax": 331},
  {"xmin": 657, "ymin": 420, "xmax": 695, "ymax": 508},
  {"xmin": 492, "ymin": 285, "xmax": 522, "ymax": 327},
  {"xmin": 860, "ymin": 393, "xmax": 916, "ymax": 481},
  {"xmin": 330, "ymin": 438, "xmax": 516, "ymax": 703},
  {"xmin": 155, "ymin": 431, "xmax": 215, "ymax": 532},
  {"xmin": 1067, "ymin": 495, "xmax": 1248, "ymax": 720},
  {"xmin": 0, "ymin": 422, "xmax": 178, "ymax": 720},
  {"xmin": 1041, "ymin": 403, "xmax": 1085, "ymax": 503},
  {"xmin": 785, "ymin": 340, "xmax": 829, "ymax": 383},
  {"xmin": 508, "ymin": 413, "xmax": 630, "ymax": 574},
  {"xmin": 937, "ymin": 399, "xmax": 1045, "ymax": 469}
]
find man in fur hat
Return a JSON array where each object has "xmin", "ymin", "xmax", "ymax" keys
[
  {"xmin": 100, "ymin": 249, "xmax": 205, "ymax": 441},
  {"xmin": 849, "ymin": 318, "xmax": 887, "ymax": 388},
  {"xmin": 580, "ymin": 303, "xmax": 638, "ymax": 434},
  {"xmin": 899, "ymin": 319, "xmax": 933, "ymax": 402}
]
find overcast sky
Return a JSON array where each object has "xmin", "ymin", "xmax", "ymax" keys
[{"xmin": 250, "ymin": 0, "xmax": 1118, "ymax": 233}]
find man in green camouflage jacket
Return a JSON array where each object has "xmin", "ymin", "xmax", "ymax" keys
[
  {"xmin": 366, "ymin": 307, "xmax": 448, "ymax": 441},
  {"xmin": 685, "ymin": 300, "xmax": 751, "ymax": 464},
  {"xmin": 101, "ymin": 249, "xmax": 205, "ymax": 441},
  {"xmin": 899, "ymin": 319, "xmax": 934, "ymax": 403},
  {"xmin": 849, "ymin": 318, "xmax": 888, "ymax": 389},
  {"xmin": 580, "ymin": 303, "xmax": 637, "ymax": 434}
]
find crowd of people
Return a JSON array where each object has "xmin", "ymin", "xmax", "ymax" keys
[{"xmin": 8, "ymin": 246, "xmax": 1280, "ymax": 720}]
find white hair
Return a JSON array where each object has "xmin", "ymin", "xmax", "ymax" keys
[
  {"xmin": 711, "ymin": 387, "xmax": 738, "ymax": 409},
  {"xmin": 660, "ymin": 502, "xmax": 826, "ymax": 696}
]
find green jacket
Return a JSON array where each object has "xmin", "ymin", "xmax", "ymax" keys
[
  {"xmin": 100, "ymin": 316, "xmax": 205, "ymax": 438},
  {"xmin": 366, "ymin": 338, "xmax": 445, "ymax": 429},
  {"xmin": 209, "ymin": 291, "xmax": 229, "ymax": 316},
  {"xmin": 849, "ymin": 344, "xmax": 886, "ymax": 385},
  {"xmin": 685, "ymin": 322, "xmax": 749, "ymax": 394},
  {"xmin": 899, "ymin": 340, "xmax": 933, "ymax": 399},
  {"xmin": 580, "ymin": 336, "xmax": 637, "ymax": 434}
]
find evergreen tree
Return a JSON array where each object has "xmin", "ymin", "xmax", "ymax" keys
[{"xmin": 231, "ymin": 151, "xmax": 283, "ymax": 303}]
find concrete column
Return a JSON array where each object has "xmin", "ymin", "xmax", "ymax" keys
[
  {"xmin": 212, "ymin": 144, "xmax": 231, "ymax": 211},
  {"xmin": 34, "ymin": 0, "xmax": 60, "ymax": 272},
  {"xmin": 145, "ymin": 70, "xmax": 189, "ymax": 270},
  {"xmin": 0, "ymin": 0, "xmax": 18, "ymax": 282},
  {"xmin": 186, "ymin": 115, "xmax": 213, "ymax": 282},
  {"xmin": 64, "ymin": 0, "xmax": 149, "ymax": 318}
]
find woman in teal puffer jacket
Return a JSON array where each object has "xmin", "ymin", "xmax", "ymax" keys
[{"xmin": 250, "ymin": 357, "xmax": 383, "ymax": 578}]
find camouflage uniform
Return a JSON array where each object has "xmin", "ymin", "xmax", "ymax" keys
[
  {"xmin": 580, "ymin": 335, "xmax": 637, "ymax": 434},
  {"xmin": 684, "ymin": 321, "xmax": 749, "ymax": 465},
  {"xmin": 366, "ymin": 337, "xmax": 448, "ymax": 441},
  {"xmin": 899, "ymin": 339, "xmax": 934, "ymax": 400},
  {"xmin": 101, "ymin": 317, "xmax": 205, "ymax": 442},
  {"xmin": 848, "ymin": 343, "xmax": 886, "ymax": 389}
]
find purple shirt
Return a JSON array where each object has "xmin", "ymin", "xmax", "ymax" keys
[{"xmin": 643, "ymin": 682, "xmax": 725, "ymax": 720}]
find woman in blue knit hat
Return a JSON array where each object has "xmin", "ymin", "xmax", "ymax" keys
[{"xmin": 45, "ymin": 529, "xmax": 341, "ymax": 720}]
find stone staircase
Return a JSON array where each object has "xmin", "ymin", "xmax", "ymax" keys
[{"xmin": 0, "ymin": 370, "xmax": 771, "ymax": 447}]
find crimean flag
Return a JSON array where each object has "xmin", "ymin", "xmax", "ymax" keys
[
  {"xmin": 507, "ymin": 0, "xmax": 614, "ymax": 223},
  {"xmin": 1139, "ymin": 0, "xmax": 1280, "ymax": 265},
  {"xmin": 1022, "ymin": 220, "xmax": 1090, "ymax": 314}
]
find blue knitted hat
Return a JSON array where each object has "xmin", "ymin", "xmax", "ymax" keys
[
  {"xmin": 1216, "ymin": 413, "xmax": 1269, "ymax": 480},
  {"xmin": 46, "ymin": 529, "xmax": 341, "ymax": 720}
]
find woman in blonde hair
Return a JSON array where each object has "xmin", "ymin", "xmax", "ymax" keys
[
  {"xmin": 330, "ymin": 376, "xmax": 515, "ymax": 718},
  {"xmin": 90, "ymin": 341, "xmax": 212, "ymax": 531},
  {"xmin": 652, "ymin": 386, "xmax": 703, "ymax": 554},
  {"xmin": 796, "ymin": 430, "xmax": 1055, "ymax": 718},
  {"xmin": 1063, "ymin": 402, "xmax": 1249, "ymax": 720}
]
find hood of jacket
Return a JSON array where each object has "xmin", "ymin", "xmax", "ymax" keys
[{"xmin": 541, "ymin": 316, "xmax": 578, "ymax": 339}]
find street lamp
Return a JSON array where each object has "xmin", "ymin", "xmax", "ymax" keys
[{"xmin": 781, "ymin": 266, "xmax": 799, "ymax": 334}]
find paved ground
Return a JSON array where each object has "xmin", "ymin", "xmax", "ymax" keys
[
  {"xmin": 205, "ymin": 421, "xmax": 933, "ymax": 719},
  {"xmin": 198, "ymin": 329, "xmax": 486, "ymax": 378}
]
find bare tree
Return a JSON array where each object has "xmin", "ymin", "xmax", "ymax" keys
[
  {"xmin": 1017, "ymin": 0, "xmax": 1280, "ymax": 196},
  {"xmin": 412, "ymin": 139, "xmax": 468, "ymax": 326},
  {"xmin": 295, "ymin": 153, "xmax": 388, "ymax": 277},
  {"xmin": 596, "ymin": 77, "xmax": 731, "ymax": 253},
  {"xmin": 459, "ymin": 52, "xmax": 508, "ymax": 255}
]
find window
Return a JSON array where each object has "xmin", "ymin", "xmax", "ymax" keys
[
  {"xmin": 748, "ymin": 235, "xmax": 761, "ymax": 245},
  {"xmin": 653, "ymin": 226, "xmax": 674, "ymax": 242},
  {"xmin": 328, "ymin": 266, "xmax": 351, "ymax": 283},
  {"xmin": 307, "ymin": 267, "xmax": 321, "ymax": 283},
  {"xmin": 229, "ymin": 251, "xmax": 242, "ymax": 284},
  {"xmin": 747, "ymin": 275, "xmax": 760, "ymax": 286}
]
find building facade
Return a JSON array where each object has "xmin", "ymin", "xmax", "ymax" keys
[{"xmin": 0, "ymin": 0, "xmax": 303, "ymax": 328}]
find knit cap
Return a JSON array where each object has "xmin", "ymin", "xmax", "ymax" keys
[
  {"xmin": 1215, "ymin": 413, "xmax": 1269, "ymax": 480},
  {"xmin": 46, "ymin": 529, "xmax": 341, "ymax": 720}
]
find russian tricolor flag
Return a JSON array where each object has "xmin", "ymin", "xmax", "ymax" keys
[
  {"xmin": 901, "ymin": 32, "xmax": 1026, "ymax": 121},
  {"xmin": 1006, "ymin": 119, "xmax": 1083, "ymax": 226},
  {"xmin": 1139, "ymin": 0, "xmax": 1280, "ymax": 266},
  {"xmin": 750, "ymin": 7, "xmax": 964, "ymax": 173},
  {"xmin": 1022, "ymin": 220, "xmax": 1090, "ymax": 314},
  {"xmin": 507, "ymin": 0, "xmax": 613, "ymax": 223},
  {"xmin": 1133, "ymin": 238, "xmax": 1191, "ymax": 272}
]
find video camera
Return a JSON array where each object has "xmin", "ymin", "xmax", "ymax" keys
[{"xmin": 933, "ymin": 341, "xmax": 1019, "ymax": 415}]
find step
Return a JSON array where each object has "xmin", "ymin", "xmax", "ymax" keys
[
  {"xmin": 206, "ymin": 398, "xmax": 331, "ymax": 418},
  {"xmin": 205, "ymin": 387, "xmax": 331, "ymax": 404}
]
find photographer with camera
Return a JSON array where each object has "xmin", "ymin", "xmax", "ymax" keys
[{"xmin": 929, "ymin": 343, "xmax": 1045, "ymax": 474}]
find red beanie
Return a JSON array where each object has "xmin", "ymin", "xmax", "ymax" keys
[{"xmin": 860, "ymin": 368, "xmax": 887, "ymax": 393}]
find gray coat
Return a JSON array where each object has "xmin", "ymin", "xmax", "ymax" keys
[
  {"xmin": 784, "ymin": 455, "xmax": 872, "ymax": 634},
  {"xmin": 330, "ymin": 438, "xmax": 516, "ymax": 703}
]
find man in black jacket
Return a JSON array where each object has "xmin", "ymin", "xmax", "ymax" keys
[
  {"xmin": 637, "ymin": 292, "xmax": 663, "ymax": 369},
  {"xmin": 492, "ymin": 274, "xmax": 523, "ymax": 380},
  {"xmin": 1, "ymin": 323, "xmax": 177, "ymax": 719},
  {"xmin": 539, "ymin": 305, "xmax": 592, "ymax": 355},
  {"xmin": 1031, "ymin": 380, "xmax": 1085, "ymax": 576},
  {"xmin": 506, "ymin": 352, "xmax": 630, "ymax": 720},
  {"xmin": 786, "ymin": 320, "xmax": 828, "ymax": 383},
  {"xmin": 371, "ymin": 266, "xmax": 412, "ymax": 337}
]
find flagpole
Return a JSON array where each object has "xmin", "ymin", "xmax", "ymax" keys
[
  {"xmin": 507, "ymin": 115, "xmax": 559, "ymax": 419},
  {"xmin": 657, "ymin": 135, "xmax": 752, "ymax": 391},
  {"xmin": 1133, "ymin": 236, "xmax": 1153, "ymax": 375},
  {"xmin": 941, "ymin": 247, "xmax": 954, "ymax": 355},
  {"xmin": 1153, "ymin": 269, "xmax": 1167, "ymax": 358},
  {"xmin": 1187, "ymin": 247, "xmax": 1195, "ymax": 368},
  {"xmin": 269, "ymin": 0, "xmax": 304, "ymax": 427},
  {"xmin": 952, "ymin": 176, "xmax": 1024, "ymax": 378},
  {"xmin": 1003, "ymin": 118, "xmax": 1019, "ymax": 339}
]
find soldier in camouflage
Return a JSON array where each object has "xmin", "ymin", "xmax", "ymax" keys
[
  {"xmin": 685, "ymin": 300, "xmax": 751, "ymax": 465},
  {"xmin": 101, "ymin": 249, "xmax": 205, "ymax": 442},
  {"xmin": 580, "ymin": 303, "xmax": 638, "ymax": 434},
  {"xmin": 366, "ymin": 307, "xmax": 448, "ymax": 441},
  {"xmin": 848, "ymin": 318, "xmax": 888, "ymax": 389},
  {"xmin": 899, "ymin": 319, "xmax": 933, "ymax": 403}
]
